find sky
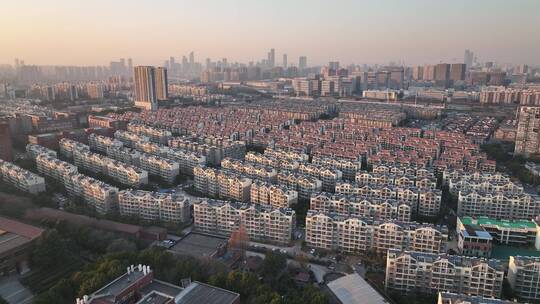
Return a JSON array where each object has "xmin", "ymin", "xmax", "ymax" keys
[{"xmin": 1, "ymin": 0, "xmax": 539, "ymax": 67}]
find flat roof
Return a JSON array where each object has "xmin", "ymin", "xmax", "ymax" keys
[
  {"xmin": 0, "ymin": 232, "xmax": 31, "ymax": 254},
  {"xmin": 0, "ymin": 216, "xmax": 44, "ymax": 239},
  {"xmin": 327, "ymin": 273, "xmax": 388, "ymax": 304},
  {"xmin": 460, "ymin": 217, "xmax": 537, "ymax": 230},
  {"xmin": 169, "ymin": 233, "xmax": 226, "ymax": 258},
  {"xmin": 174, "ymin": 282, "xmax": 239, "ymax": 304}
]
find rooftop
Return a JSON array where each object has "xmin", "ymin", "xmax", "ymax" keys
[
  {"xmin": 460, "ymin": 216, "xmax": 537, "ymax": 230},
  {"xmin": 174, "ymin": 281, "xmax": 240, "ymax": 304},
  {"xmin": 327, "ymin": 273, "xmax": 388, "ymax": 304}
]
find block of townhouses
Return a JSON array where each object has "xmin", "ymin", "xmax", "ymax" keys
[
  {"xmin": 193, "ymin": 199, "xmax": 295, "ymax": 245},
  {"xmin": 118, "ymin": 189, "xmax": 191, "ymax": 224},
  {"xmin": 0, "ymin": 159, "xmax": 46, "ymax": 194},
  {"xmin": 250, "ymin": 180, "xmax": 298, "ymax": 208},
  {"xmin": 385, "ymin": 249, "xmax": 504, "ymax": 298},
  {"xmin": 305, "ymin": 210, "xmax": 447, "ymax": 254}
]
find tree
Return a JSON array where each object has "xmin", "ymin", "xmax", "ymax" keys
[
  {"xmin": 31, "ymin": 229, "xmax": 69, "ymax": 268},
  {"xmin": 106, "ymin": 239, "xmax": 136, "ymax": 253},
  {"xmin": 261, "ymin": 250, "xmax": 287, "ymax": 283}
]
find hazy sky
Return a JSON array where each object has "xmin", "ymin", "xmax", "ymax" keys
[{"xmin": 1, "ymin": 0, "xmax": 539, "ymax": 66}]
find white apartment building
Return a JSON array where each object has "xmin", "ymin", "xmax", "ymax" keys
[
  {"xmin": 89, "ymin": 133, "xmax": 123, "ymax": 153},
  {"xmin": 250, "ymin": 180, "xmax": 298, "ymax": 208},
  {"xmin": 127, "ymin": 123, "xmax": 172, "ymax": 144},
  {"xmin": 169, "ymin": 136, "xmax": 246, "ymax": 166},
  {"xmin": 105, "ymin": 160, "xmax": 149, "ymax": 187},
  {"xmin": 138, "ymin": 153, "xmax": 179, "ymax": 184},
  {"xmin": 264, "ymin": 148, "xmax": 309, "ymax": 163},
  {"xmin": 221, "ymin": 158, "xmax": 277, "ymax": 182},
  {"xmin": 335, "ymin": 182, "xmax": 441, "ymax": 217},
  {"xmin": 64, "ymin": 172, "xmax": 119, "ymax": 214},
  {"xmin": 312, "ymin": 155, "xmax": 361, "ymax": 180},
  {"xmin": 305, "ymin": 211, "xmax": 447, "ymax": 254},
  {"xmin": 194, "ymin": 166, "xmax": 251, "ymax": 202},
  {"xmin": 508, "ymin": 256, "xmax": 540, "ymax": 301},
  {"xmin": 458, "ymin": 190, "xmax": 540, "ymax": 220},
  {"xmin": 193, "ymin": 199, "xmax": 295, "ymax": 245},
  {"xmin": 26, "ymin": 144, "xmax": 57, "ymax": 160},
  {"xmin": 277, "ymin": 171, "xmax": 322, "ymax": 200},
  {"xmin": 437, "ymin": 292, "xmax": 514, "ymax": 304},
  {"xmin": 114, "ymin": 130, "xmax": 150, "ymax": 148},
  {"xmin": 118, "ymin": 190, "xmax": 191, "ymax": 224},
  {"xmin": 106, "ymin": 146, "xmax": 142, "ymax": 166},
  {"xmin": 385, "ymin": 249, "xmax": 504, "ymax": 298},
  {"xmin": 59, "ymin": 138, "xmax": 90, "ymax": 159},
  {"xmin": 245, "ymin": 151, "xmax": 299, "ymax": 171},
  {"xmin": 310, "ymin": 193, "xmax": 411, "ymax": 222},
  {"xmin": 299, "ymin": 163, "xmax": 342, "ymax": 192},
  {"xmin": 163, "ymin": 148, "xmax": 206, "ymax": 176},
  {"xmin": 36, "ymin": 153, "xmax": 78, "ymax": 182},
  {"xmin": 0, "ymin": 159, "xmax": 46, "ymax": 194}
]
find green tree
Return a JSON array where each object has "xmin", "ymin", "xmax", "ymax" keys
[{"xmin": 31, "ymin": 229, "xmax": 69, "ymax": 268}]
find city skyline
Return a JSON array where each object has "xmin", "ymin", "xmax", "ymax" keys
[{"xmin": 1, "ymin": 0, "xmax": 540, "ymax": 66}]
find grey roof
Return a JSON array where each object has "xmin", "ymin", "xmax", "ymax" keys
[
  {"xmin": 327, "ymin": 273, "xmax": 388, "ymax": 304},
  {"xmin": 174, "ymin": 282, "xmax": 239, "ymax": 304}
]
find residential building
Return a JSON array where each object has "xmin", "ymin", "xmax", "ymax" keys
[
  {"xmin": 385, "ymin": 249, "xmax": 504, "ymax": 298},
  {"xmin": 193, "ymin": 199, "xmax": 295, "ymax": 245},
  {"xmin": 59, "ymin": 138, "xmax": 90, "ymax": 159},
  {"xmin": 309, "ymin": 193, "xmax": 411, "ymax": 222},
  {"xmin": 138, "ymin": 153, "xmax": 179, "ymax": 183},
  {"xmin": 118, "ymin": 190, "xmax": 191, "ymax": 224},
  {"xmin": 437, "ymin": 292, "xmax": 513, "ymax": 304},
  {"xmin": 134, "ymin": 66, "xmax": 159, "ymax": 110},
  {"xmin": 515, "ymin": 106, "xmax": 540, "ymax": 155},
  {"xmin": 277, "ymin": 171, "xmax": 322, "ymax": 200},
  {"xmin": 221, "ymin": 158, "xmax": 277, "ymax": 182},
  {"xmin": 305, "ymin": 211, "xmax": 447, "ymax": 254},
  {"xmin": 88, "ymin": 133, "xmax": 123, "ymax": 153},
  {"xmin": 25, "ymin": 144, "xmax": 57, "ymax": 160},
  {"xmin": 250, "ymin": 180, "xmax": 298, "ymax": 208},
  {"xmin": 36, "ymin": 153, "xmax": 78, "ymax": 182},
  {"xmin": 508, "ymin": 256, "xmax": 540, "ymax": 301},
  {"xmin": 64, "ymin": 172, "xmax": 119, "ymax": 214},
  {"xmin": 0, "ymin": 159, "xmax": 46, "ymax": 194},
  {"xmin": 114, "ymin": 130, "xmax": 150, "ymax": 148},
  {"xmin": 127, "ymin": 123, "xmax": 172, "ymax": 144},
  {"xmin": 298, "ymin": 163, "xmax": 342, "ymax": 192}
]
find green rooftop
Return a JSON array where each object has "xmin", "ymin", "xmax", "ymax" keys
[
  {"xmin": 460, "ymin": 217, "xmax": 537, "ymax": 230},
  {"xmin": 491, "ymin": 245, "xmax": 540, "ymax": 260}
]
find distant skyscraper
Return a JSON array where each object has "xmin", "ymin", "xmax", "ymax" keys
[
  {"xmin": 435, "ymin": 63, "xmax": 450, "ymax": 87},
  {"xmin": 155, "ymin": 67, "xmax": 168, "ymax": 101},
  {"xmin": 450, "ymin": 63, "xmax": 466, "ymax": 82},
  {"xmin": 268, "ymin": 48, "xmax": 275, "ymax": 68},
  {"xmin": 299, "ymin": 56, "xmax": 307, "ymax": 70},
  {"xmin": 282, "ymin": 54, "xmax": 288, "ymax": 68},
  {"xmin": 329, "ymin": 61, "xmax": 340, "ymax": 71},
  {"xmin": 0, "ymin": 121, "xmax": 13, "ymax": 162},
  {"xmin": 206, "ymin": 58, "xmax": 211, "ymax": 69},
  {"xmin": 423, "ymin": 65, "xmax": 436, "ymax": 81},
  {"xmin": 127, "ymin": 58, "xmax": 133, "ymax": 73},
  {"xmin": 412, "ymin": 66, "xmax": 423, "ymax": 81},
  {"xmin": 464, "ymin": 49, "xmax": 474, "ymax": 69},
  {"xmin": 134, "ymin": 66, "xmax": 158, "ymax": 111},
  {"xmin": 189, "ymin": 52, "xmax": 195, "ymax": 66}
]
